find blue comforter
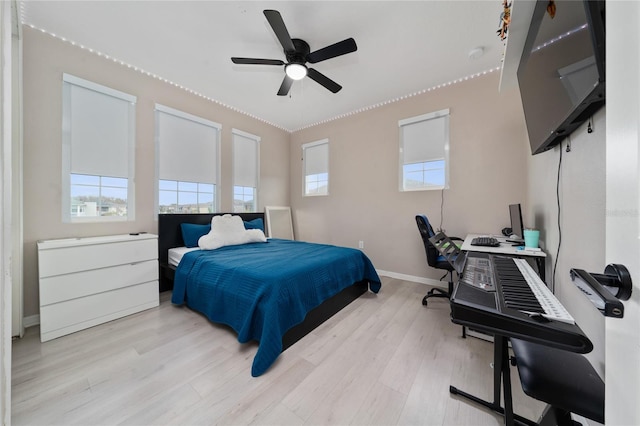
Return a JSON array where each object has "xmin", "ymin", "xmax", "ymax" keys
[{"xmin": 171, "ymin": 238, "xmax": 381, "ymax": 376}]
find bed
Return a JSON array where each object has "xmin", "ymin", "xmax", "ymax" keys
[{"xmin": 158, "ymin": 213, "xmax": 381, "ymax": 376}]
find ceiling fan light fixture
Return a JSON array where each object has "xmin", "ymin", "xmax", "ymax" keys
[
  {"xmin": 231, "ymin": 10, "xmax": 356, "ymax": 95},
  {"xmin": 285, "ymin": 63, "xmax": 307, "ymax": 80}
]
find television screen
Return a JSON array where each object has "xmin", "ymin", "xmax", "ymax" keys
[{"xmin": 517, "ymin": 0, "xmax": 605, "ymax": 154}]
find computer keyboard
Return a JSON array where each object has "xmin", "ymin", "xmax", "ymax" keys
[{"xmin": 471, "ymin": 236, "xmax": 500, "ymax": 247}]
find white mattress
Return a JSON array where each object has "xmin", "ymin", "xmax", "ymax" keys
[{"xmin": 168, "ymin": 246, "xmax": 200, "ymax": 267}]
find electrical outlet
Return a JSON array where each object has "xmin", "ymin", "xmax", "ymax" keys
[{"xmin": 358, "ymin": 241, "xmax": 364, "ymax": 249}]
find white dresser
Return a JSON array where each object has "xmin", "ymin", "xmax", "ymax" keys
[{"xmin": 37, "ymin": 233, "xmax": 159, "ymax": 342}]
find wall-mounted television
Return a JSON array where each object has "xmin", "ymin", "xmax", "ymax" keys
[{"xmin": 517, "ymin": 0, "xmax": 605, "ymax": 155}]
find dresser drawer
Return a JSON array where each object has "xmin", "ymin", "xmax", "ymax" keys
[
  {"xmin": 37, "ymin": 234, "xmax": 159, "ymax": 342},
  {"xmin": 39, "ymin": 260, "xmax": 158, "ymax": 306},
  {"xmin": 38, "ymin": 237, "xmax": 157, "ymax": 278},
  {"xmin": 40, "ymin": 280, "xmax": 159, "ymax": 341}
]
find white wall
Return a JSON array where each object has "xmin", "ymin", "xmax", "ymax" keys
[
  {"xmin": 21, "ymin": 28, "xmax": 291, "ymax": 318},
  {"xmin": 605, "ymin": 1, "xmax": 640, "ymax": 422},
  {"xmin": 527, "ymin": 107, "xmax": 606, "ymax": 374},
  {"xmin": 0, "ymin": 0, "xmax": 11, "ymax": 422},
  {"xmin": 11, "ymin": 8, "xmax": 23, "ymax": 339},
  {"xmin": 290, "ymin": 72, "xmax": 531, "ymax": 284}
]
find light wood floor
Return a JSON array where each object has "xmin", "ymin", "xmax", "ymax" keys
[{"xmin": 12, "ymin": 277, "xmax": 544, "ymax": 425}]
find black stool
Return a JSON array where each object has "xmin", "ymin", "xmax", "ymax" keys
[{"xmin": 511, "ymin": 338, "xmax": 604, "ymax": 426}]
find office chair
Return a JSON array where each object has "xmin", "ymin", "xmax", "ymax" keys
[{"xmin": 415, "ymin": 214, "xmax": 463, "ymax": 306}]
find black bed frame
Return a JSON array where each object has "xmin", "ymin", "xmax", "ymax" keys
[
  {"xmin": 157, "ymin": 212, "xmax": 264, "ymax": 290},
  {"xmin": 157, "ymin": 213, "xmax": 368, "ymax": 352}
]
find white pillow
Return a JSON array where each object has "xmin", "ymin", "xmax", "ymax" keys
[{"xmin": 198, "ymin": 214, "xmax": 266, "ymax": 250}]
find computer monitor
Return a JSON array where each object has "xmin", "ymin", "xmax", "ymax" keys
[{"xmin": 509, "ymin": 204, "xmax": 524, "ymax": 241}]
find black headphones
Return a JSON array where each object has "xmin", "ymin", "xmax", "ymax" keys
[{"xmin": 501, "ymin": 227, "xmax": 512, "ymax": 237}]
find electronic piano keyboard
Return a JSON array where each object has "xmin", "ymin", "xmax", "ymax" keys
[{"xmin": 450, "ymin": 252, "xmax": 592, "ymax": 354}]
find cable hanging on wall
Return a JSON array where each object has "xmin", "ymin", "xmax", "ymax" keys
[
  {"xmin": 552, "ymin": 139, "xmax": 564, "ymax": 293},
  {"xmin": 438, "ymin": 188, "xmax": 445, "ymax": 232}
]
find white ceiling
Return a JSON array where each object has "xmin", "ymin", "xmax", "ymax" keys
[{"xmin": 21, "ymin": 1, "xmax": 508, "ymax": 132}]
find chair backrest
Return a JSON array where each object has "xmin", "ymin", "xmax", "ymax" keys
[{"xmin": 415, "ymin": 214, "xmax": 440, "ymax": 267}]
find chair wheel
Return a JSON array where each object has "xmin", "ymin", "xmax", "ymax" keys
[{"xmin": 422, "ymin": 296, "xmax": 428, "ymax": 306}]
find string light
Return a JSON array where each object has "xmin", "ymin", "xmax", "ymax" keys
[
  {"xmin": 532, "ymin": 24, "xmax": 587, "ymax": 53},
  {"xmin": 292, "ymin": 66, "xmax": 501, "ymax": 132},
  {"xmin": 21, "ymin": 11, "xmax": 502, "ymax": 134},
  {"xmin": 20, "ymin": 20, "xmax": 289, "ymax": 131}
]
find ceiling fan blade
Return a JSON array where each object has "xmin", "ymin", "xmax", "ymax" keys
[
  {"xmin": 277, "ymin": 75, "xmax": 294, "ymax": 96},
  {"xmin": 307, "ymin": 38, "xmax": 357, "ymax": 64},
  {"xmin": 307, "ymin": 68, "xmax": 342, "ymax": 93},
  {"xmin": 263, "ymin": 10, "xmax": 296, "ymax": 53},
  {"xmin": 231, "ymin": 57, "xmax": 285, "ymax": 66}
]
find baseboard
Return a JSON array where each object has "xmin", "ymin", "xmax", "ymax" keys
[
  {"xmin": 466, "ymin": 328, "xmax": 495, "ymax": 343},
  {"xmin": 23, "ymin": 314, "xmax": 40, "ymax": 328},
  {"xmin": 23, "ymin": 273, "xmax": 445, "ymax": 328},
  {"xmin": 376, "ymin": 270, "xmax": 447, "ymax": 289}
]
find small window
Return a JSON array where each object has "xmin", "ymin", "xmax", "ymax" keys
[
  {"xmin": 233, "ymin": 186, "xmax": 256, "ymax": 213},
  {"xmin": 399, "ymin": 109, "xmax": 450, "ymax": 191},
  {"xmin": 155, "ymin": 104, "xmax": 221, "ymax": 214},
  {"xmin": 158, "ymin": 180, "xmax": 215, "ymax": 214},
  {"xmin": 402, "ymin": 159, "xmax": 446, "ymax": 189},
  {"xmin": 62, "ymin": 74, "xmax": 136, "ymax": 222},
  {"xmin": 233, "ymin": 129, "xmax": 260, "ymax": 212},
  {"xmin": 70, "ymin": 174, "xmax": 129, "ymax": 217},
  {"xmin": 302, "ymin": 139, "xmax": 329, "ymax": 196}
]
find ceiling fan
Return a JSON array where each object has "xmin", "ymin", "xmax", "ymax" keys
[{"xmin": 231, "ymin": 9, "xmax": 357, "ymax": 96}]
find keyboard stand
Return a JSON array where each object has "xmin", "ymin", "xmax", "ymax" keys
[{"xmin": 449, "ymin": 334, "xmax": 536, "ymax": 426}]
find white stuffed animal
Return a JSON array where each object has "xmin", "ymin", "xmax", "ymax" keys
[{"xmin": 198, "ymin": 214, "xmax": 266, "ymax": 250}]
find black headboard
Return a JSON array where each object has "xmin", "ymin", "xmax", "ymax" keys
[{"xmin": 158, "ymin": 212, "xmax": 265, "ymax": 266}]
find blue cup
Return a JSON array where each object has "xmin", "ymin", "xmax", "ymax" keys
[{"xmin": 523, "ymin": 229, "xmax": 540, "ymax": 248}]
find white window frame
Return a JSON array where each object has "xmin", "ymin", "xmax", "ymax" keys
[
  {"xmin": 232, "ymin": 128, "xmax": 260, "ymax": 212},
  {"xmin": 61, "ymin": 74, "xmax": 136, "ymax": 222},
  {"xmin": 302, "ymin": 138, "xmax": 329, "ymax": 197},
  {"xmin": 398, "ymin": 108, "xmax": 450, "ymax": 191},
  {"xmin": 154, "ymin": 104, "xmax": 221, "ymax": 214}
]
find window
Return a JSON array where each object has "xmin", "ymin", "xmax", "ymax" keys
[
  {"xmin": 158, "ymin": 181, "xmax": 215, "ymax": 214},
  {"xmin": 399, "ymin": 108, "xmax": 450, "ymax": 191},
  {"xmin": 71, "ymin": 175, "xmax": 128, "ymax": 217},
  {"xmin": 232, "ymin": 129, "xmax": 260, "ymax": 212},
  {"xmin": 62, "ymin": 74, "xmax": 136, "ymax": 222},
  {"xmin": 302, "ymin": 139, "xmax": 329, "ymax": 196},
  {"xmin": 155, "ymin": 104, "xmax": 221, "ymax": 214}
]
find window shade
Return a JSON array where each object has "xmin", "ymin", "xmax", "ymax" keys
[
  {"xmin": 400, "ymin": 111, "xmax": 449, "ymax": 164},
  {"xmin": 156, "ymin": 105, "xmax": 220, "ymax": 183},
  {"xmin": 303, "ymin": 140, "xmax": 329, "ymax": 176},
  {"xmin": 65, "ymin": 79, "xmax": 135, "ymax": 178},
  {"xmin": 233, "ymin": 130, "xmax": 260, "ymax": 188}
]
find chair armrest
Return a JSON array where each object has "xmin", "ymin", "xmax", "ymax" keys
[
  {"xmin": 450, "ymin": 236, "xmax": 464, "ymax": 249},
  {"xmin": 429, "ymin": 232, "xmax": 461, "ymax": 270}
]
